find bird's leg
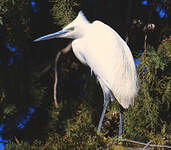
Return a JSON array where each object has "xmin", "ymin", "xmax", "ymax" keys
[
  {"xmin": 97, "ymin": 77, "xmax": 110, "ymax": 132},
  {"xmin": 97, "ymin": 95, "xmax": 109, "ymax": 132},
  {"xmin": 119, "ymin": 109, "xmax": 123, "ymax": 138}
]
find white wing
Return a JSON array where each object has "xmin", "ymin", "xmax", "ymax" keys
[{"xmin": 72, "ymin": 21, "xmax": 138, "ymax": 108}]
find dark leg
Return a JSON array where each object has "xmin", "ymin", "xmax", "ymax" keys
[
  {"xmin": 119, "ymin": 110, "xmax": 123, "ymax": 138},
  {"xmin": 97, "ymin": 78, "xmax": 110, "ymax": 132},
  {"xmin": 97, "ymin": 98, "xmax": 109, "ymax": 132}
]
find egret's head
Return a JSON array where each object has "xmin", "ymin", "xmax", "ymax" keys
[
  {"xmin": 62, "ymin": 11, "xmax": 90, "ymax": 38},
  {"xmin": 34, "ymin": 11, "xmax": 90, "ymax": 42}
]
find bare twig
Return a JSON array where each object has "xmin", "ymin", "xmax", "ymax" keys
[
  {"xmin": 61, "ymin": 42, "xmax": 72, "ymax": 54},
  {"xmin": 144, "ymin": 34, "xmax": 147, "ymax": 50},
  {"xmin": 39, "ymin": 64, "xmax": 52, "ymax": 77},
  {"xmin": 119, "ymin": 138, "xmax": 147, "ymax": 146},
  {"xmin": 54, "ymin": 51, "xmax": 62, "ymax": 106},
  {"xmin": 143, "ymin": 140, "xmax": 152, "ymax": 150},
  {"xmin": 53, "ymin": 42, "xmax": 72, "ymax": 106},
  {"xmin": 12, "ymin": 0, "xmax": 15, "ymax": 5},
  {"xmin": 119, "ymin": 138, "xmax": 171, "ymax": 149},
  {"xmin": 38, "ymin": 61, "xmax": 57, "ymax": 78}
]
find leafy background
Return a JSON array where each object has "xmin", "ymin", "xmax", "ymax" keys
[{"xmin": 0, "ymin": 0, "xmax": 170, "ymax": 149}]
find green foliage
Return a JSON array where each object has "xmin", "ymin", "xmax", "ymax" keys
[
  {"xmin": 5, "ymin": 141, "xmax": 33, "ymax": 150},
  {"xmin": 3, "ymin": 104, "xmax": 17, "ymax": 120},
  {"xmin": 0, "ymin": 0, "xmax": 34, "ymax": 123},
  {"xmin": 49, "ymin": 0, "xmax": 79, "ymax": 26},
  {"xmin": 124, "ymin": 37, "xmax": 171, "ymax": 142},
  {"xmin": 30, "ymin": 71, "xmax": 48, "ymax": 106},
  {"xmin": 1, "ymin": 0, "xmax": 32, "ymax": 47},
  {"xmin": 42, "ymin": 105, "xmax": 105, "ymax": 150},
  {"xmin": 5, "ymin": 139, "xmax": 42, "ymax": 150},
  {"xmin": 1, "ymin": 0, "xmax": 171, "ymax": 149}
]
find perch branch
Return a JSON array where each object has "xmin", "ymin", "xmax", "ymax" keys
[
  {"xmin": 143, "ymin": 140, "xmax": 152, "ymax": 150},
  {"xmin": 119, "ymin": 138, "xmax": 171, "ymax": 149},
  {"xmin": 53, "ymin": 42, "xmax": 72, "ymax": 106}
]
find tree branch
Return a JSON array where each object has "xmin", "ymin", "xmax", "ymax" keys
[
  {"xmin": 53, "ymin": 42, "xmax": 72, "ymax": 106},
  {"xmin": 39, "ymin": 64, "xmax": 52, "ymax": 77},
  {"xmin": 143, "ymin": 140, "xmax": 152, "ymax": 150},
  {"xmin": 53, "ymin": 51, "xmax": 62, "ymax": 106},
  {"xmin": 119, "ymin": 138, "xmax": 171, "ymax": 149}
]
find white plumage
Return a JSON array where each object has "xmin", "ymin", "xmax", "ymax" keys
[
  {"xmin": 34, "ymin": 11, "xmax": 139, "ymax": 134},
  {"xmin": 69, "ymin": 12, "xmax": 138, "ymax": 108}
]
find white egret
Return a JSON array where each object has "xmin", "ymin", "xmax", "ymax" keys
[{"xmin": 34, "ymin": 11, "xmax": 139, "ymax": 136}]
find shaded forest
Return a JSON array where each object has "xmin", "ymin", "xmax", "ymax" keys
[{"xmin": 0, "ymin": 0, "xmax": 171, "ymax": 149}]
